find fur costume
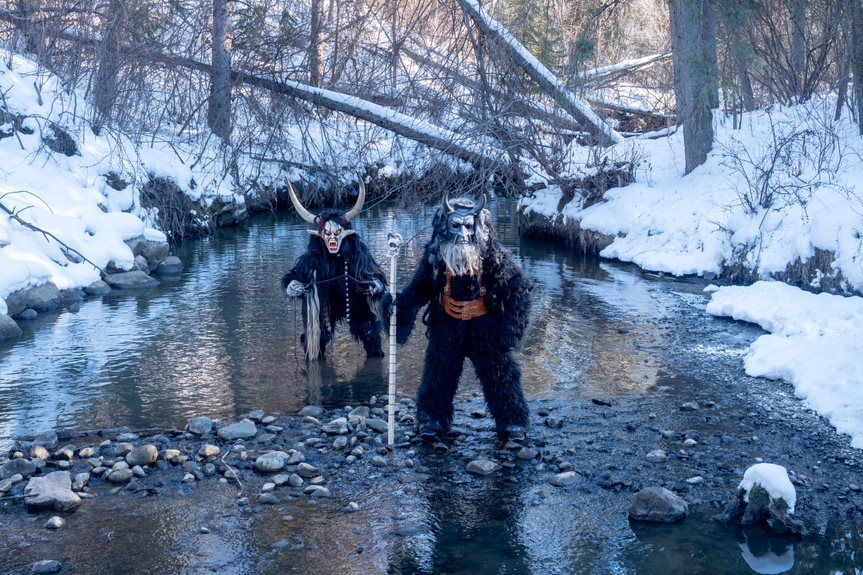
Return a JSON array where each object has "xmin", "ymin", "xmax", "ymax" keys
[
  {"xmin": 394, "ymin": 195, "xmax": 532, "ymax": 440},
  {"xmin": 282, "ymin": 180, "xmax": 386, "ymax": 360}
]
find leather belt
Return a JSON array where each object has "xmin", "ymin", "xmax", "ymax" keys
[
  {"xmin": 442, "ymin": 270, "xmax": 488, "ymax": 320},
  {"xmin": 442, "ymin": 293, "xmax": 489, "ymax": 320}
]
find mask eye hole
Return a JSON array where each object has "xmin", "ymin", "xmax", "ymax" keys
[
  {"xmin": 334, "ymin": 229, "xmax": 341, "ymax": 236},
  {"xmin": 324, "ymin": 230, "xmax": 331, "ymax": 236}
]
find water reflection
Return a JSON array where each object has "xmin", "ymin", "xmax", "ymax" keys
[{"xmin": 738, "ymin": 528, "xmax": 795, "ymax": 574}]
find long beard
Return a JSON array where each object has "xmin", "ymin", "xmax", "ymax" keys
[{"xmin": 440, "ymin": 241, "xmax": 482, "ymax": 276}]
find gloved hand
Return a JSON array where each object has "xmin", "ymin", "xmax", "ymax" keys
[
  {"xmin": 360, "ymin": 278, "xmax": 384, "ymax": 296},
  {"xmin": 286, "ymin": 280, "xmax": 307, "ymax": 297}
]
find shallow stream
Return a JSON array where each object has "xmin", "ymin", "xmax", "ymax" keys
[{"xmin": 1, "ymin": 200, "xmax": 861, "ymax": 574}]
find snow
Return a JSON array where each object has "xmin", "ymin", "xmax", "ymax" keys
[
  {"xmin": 739, "ymin": 463, "xmax": 797, "ymax": 514},
  {"xmin": 520, "ymin": 101, "xmax": 863, "ymax": 449}
]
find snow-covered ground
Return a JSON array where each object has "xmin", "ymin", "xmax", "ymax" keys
[
  {"xmin": 521, "ymin": 101, "xmax": 863, "ymax": 449},
  {"xmin": 0, "ymin": 51, "xmax": 244, "ymax": 315}
]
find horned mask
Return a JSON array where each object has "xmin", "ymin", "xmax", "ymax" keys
[
  {"xmin": 436, "ymin": 194, "xmax": 486, "ymax": 246},
  {"xmin": 286, "ymin": 178, "xmax": 365, "ymax": 255}
]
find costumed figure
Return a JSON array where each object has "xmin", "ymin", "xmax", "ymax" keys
[
  {"xmin": 393, "ymin": 195, "xmax": 532, "ymax": 441},
  {"xmin": 282, "ymin": 179, "xmax": 387, "ymax": 360}
]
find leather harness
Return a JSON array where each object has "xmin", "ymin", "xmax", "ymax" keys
[{"xmin": 441, "ymin": 271, "xmax": 489, "ymax": 320}]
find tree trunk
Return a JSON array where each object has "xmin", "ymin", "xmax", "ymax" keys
[
  {"xmin": 208, "ymin": 0, "xmax": 232, "ymax": 142},
  {"xmin": 308, "ymin": 0, "xmax": 324, "ymax": 87},
  {"xmin": 14, "ymin": 0, "xmax": 41, "ymax": 54},
  {"xmin": 789, "ymin": 0, "xmax": 807, "ymax": 102},
  {"xmin": 90, "ymin": 0, "xmax": 125, "ymax": 136},
  {"xmin": 457, "ymin": 0, "xmax": 624, "ymax": 146},
  {"xmin": 669, "ymin": 0, "xmax": 718, "ymax": 174},
  {"xmin": 853, "ymin": 0, "xmax": 863, "ymax": 133}
]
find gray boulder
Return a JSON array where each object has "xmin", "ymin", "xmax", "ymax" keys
[
  {"xmin": 186, "ymin": 416, "xmax": 213, "ymax": 436},
  {"xmin": 83, "ymin": 280, "xmax": 112, "ymax": 296},
  {"xmin": 104, "ymin": 270, "xmax": 159, "ymax": 289},
  {"xmin": 466, "ymin": 459, "xmax": 499, "ymax": 476},
  {"xmin": 629, "ymin": 486, "xmax": 689, "ymax": 523},
  {"xmin": 0, "ymin": 458, "xmax": 38, "ymax": 479},
  {"xmin": 155, "ymin": 256, "xmax": 184, "ymax": 276},
  {"xmin": 25, "ymin": 283, "xmax": 62, "ymax": 312},
  {"xmin": 24, "ymin": 471, "xmax": 82, "ymax": 512},
  {"xmin": 126, "ymin": 445, "xmax": 158, "ymax": 466},
  {"xmin": 217, "ymin": 419, "xmax": 257, "ymax": 440},
  {"xmin": 0, "ymin": 314, "xmax": 22, "ymax": 340}
]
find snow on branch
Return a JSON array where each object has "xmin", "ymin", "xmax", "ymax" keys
[
  {"xmin": 458, "ymin": 0, "xmax": 624, "ymax": 146},
  {"xmin": 581, "ymin": 52, "xmax": 672, "ymax": 84}
]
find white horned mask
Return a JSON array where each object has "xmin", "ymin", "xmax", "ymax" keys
[{"xmin": 286, "ymin": 178, "xmax": 365, "ymax": 255}]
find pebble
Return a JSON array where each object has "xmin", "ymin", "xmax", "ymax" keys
[
  {"xmin": 646, "ymin": 449, "xmax": 667, "ymax": 463},
  {"xmin": 44, "ymin": 516, "xmax": 65, "ymax": 530},
  {"xmin": 31, "ymin": 560, "xmax": 63, "ymax": 574},
  {"xmin": 466, "ymin": 459, "xmax": 498, "ymax": 476},
  {"xmin": 548, "ymin": 471, "xmax": 581, "ymax": 487}
]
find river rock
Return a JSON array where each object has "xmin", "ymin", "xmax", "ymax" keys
[
  {"xmin": 25, "ymin": 283, "xmax": 62, "ymax": 312},
  {"xmin": 0, "ymin": 474, "xmax": 23, "ymax": 493},
  {"xmin": 184, "ymin": 416, "xmax": 212, "ymax": 436},
  {"xmin": 646, "ymin": 449, "xmax": 667, "ymax": 463},
  {"xmin": 218, "ymin": 419, "xmax": 257, "ymax": 440},
  {"xmin": 104, "ymin": 270, "xmax": 160, "ymax": 289},
  {"xmin": 45, "ymin": 516, "xmax": 65, "ymax": 530},
  {"xmin": 15, "ymin": 308, "xmax": 37, "ymax": 320},
  {"xmin": 33, "ymin": 430, "xmax": 59, "ymax": 449},
  {"xmin": 297, "ymin": 462, "xmax": 321, "ymax": 478},
  {"xmin": 83, "ymin": 280, "xmax": 112, "ymax": 296},
  {"xmin": 366, "ymin": 419, "xmax": 389, "ymax": 434},
  {"xmin": 287, "ymin": 451, "xmax": 305, "ymax": 465},
  {"xmin": 30, "ymin": 445, "xmax": 50, "ymax": 460},
  {"xmin": 107, "ymin": 468, "xmax": 134, "ymax": 483},
  {"xmin": 1, "ymin": 458, "xmax": 37, "ymax": 479},
  {"xmin": 254, "ymin": 452, "xmax": 288, "ymax": 472},
  {"xmin": 24, "ymin": 471, "xmax": 82, "ymax": 512},
  {"xmin": 322, "ymin": 417, "xmax": 350, "ymax": 435},
  {"xmin": 133, "ymin": 254, "xmax": 150, "ymax": 273},
  {"xmin": 0, "ymin": 314, "xmax": 22, "ymax": 340},
  {"xmin": 548, "ymin": 471, "xmax": 581, "ymax": 487},
  {"xmin": 31, "ymin": 560, "xmax": 63, "ymax": 574},
  {"xmin": 298, "ymin": 406, "xmax": 324, "ymax": 418},
  {"xmin": 126, "ymin": 237, "xmax": 169, "ymax": 271},
  {"xmin": 199, "ymin": 444, "xmax": 220, "ymax": 458},
  {"xmin": 349, "ymin": 406, "xmax": 370, "ymax": 419},
  {"xmin": 629, "ymin": 486, "xmax": 688, "ymax": 523},
  {"xmin": 155, "ymin": 256, "xmax": 184, "ymax": 275},
  {"xmin": 126, "ymin": 444, "xmax": 158, "ymax": 466},
  {"xmin": 466, "ymin": 459, "xmax": 499, "ymax": 476}
]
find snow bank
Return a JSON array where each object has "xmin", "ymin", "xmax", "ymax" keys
[{"xmin": 707, "ymin": 281, "xmax": 863, "ymax": 448}]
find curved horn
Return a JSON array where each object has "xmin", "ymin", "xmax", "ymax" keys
[
  {"xmin": 444, "ymin": 192, "xmax": 454, "ymax": 213},
  {"xmin": 344, "ymin": 176, "xmax": 365, "ymax": 222},
  {"xmin": 285, "ymin": 178, "xmax": 317, "ymax": 224},
  {"xmin": 471, "ymin": 193, "xmax": 486, "ymax": 214}
]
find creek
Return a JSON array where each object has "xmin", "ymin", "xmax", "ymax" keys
[{"xmin": 0, "ymin": 199, "xmax": 860, "ymax": 574}]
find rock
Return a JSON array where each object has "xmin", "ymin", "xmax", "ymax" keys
[
  {"xmin": 345, "ymin": 501, "xmax": 360, "ymax": 512},
  {"xmin": 1, "ymin": 458, "xmax": 37, "ymax": 479},
  {"xmin": 254, "ymin": 452, "xmax": 288, "ymax": 473},
  {"xmin": 107, "ymin": 469, "xmax": 134, "ymax": 483},
  {"xmin": 333, "ymin": 436, "xmax": 348, "ymax": 450},
  {"xmin": 257, "ymin": 493, "xmax": 279, "ymax": 504},
  {"xmin": 133, "ymin": 254, "xmax": 150, "ymax": 273},
  {"xmin": 646, "ymin": 449, "xmax": 667, "ymax": 463},
  {"xmin": 154, "ymin": 256, "xmax": 184, "ymax": 276},
  {"xmin": 288, "ymin": 474, "xmax": 304, "ymax": 487},
  {"xmin": 297, "ymin": 462, "xmax": 321, "ymax": 478},
  {"xmin": 126, "ymin": 237, "xmax": 170, "ymax": 271},
  {"xmin": 466, "ymin": 459, "xmax": 499, "ymax": 476},
  {"xmin": 298, "ymin": 406, "xmax": 324, "ymax": 418},
  {"xmin": 629, "ymin": 486, "xmax": 689, "ymax": 523},
  {"xmin": 371, "ymin": 455, "xmax": 388, "ymax": 467},
  {"xmin": 365, "ymin": 419, "xmax": 389, "ymax": 434},
  {"xmin": 0, "ymin": 313, "xmax": 22, "ymax": 340},
  {"xmin": 186, "ymin": 416, "xmax": 213, "ymax": 436},
  {"xmin": 83, "ymin": 280, "xmax": 112, "ymax": 296},
  {"xmin": 163, "ymin": 449, "xmax": 181, "ymax": 462},
  {"xmin": 217, "ymin": 419, "xmax": 257, "ymax": 440},
  {"xmin": 287, "ymin": 452, "xmax": 305, "ymax": 465},
  {"xmin": 0, "ymin": 474, "xmax": 23, "ymax": 493},
  {"xmin": 322, "ymin": 417, "xmax": 350, "ymax": 435},
  {"xmin": 15, "ymin": 308, "xmax": 38, "ymax": 320},
  {"xmin": 103, "ymin": 270, "xmax": 160, "ymax": 289},
  {"xmin": 31, "ymin": 560, "xmax": 63, "ymax": 574},
  {"xmin": 680, "ymin": 401, "xmax": 700, "ymax": 412},
  {"xmin": 199, "ymin": 444, "xmax": 220, "ymax": 458},
  {"xmin": 126, "ymin": 445, "xmax": 158, "ymax": 466},
  {"xmin": 30, "ymin": 445, "xmax": 50, "ymax": 460},
  {"xmin": 33, "ymin": 430, "xmax": 59, "ymax": 449},
  {"xmin": 72, "ymin": 473, "xmax": 89, "ymax": 491},
  {"xmin": 25, "ymin": 283, "xmax": 62, "ymax": 312},
  {"xmin": 348, "ymin": 406, "xmax": 370, "ymax": 419},
  {"xmin": 548, "ymin": 471, "xmax": 581, "ymax": 487},
  {"xmin": 24, "ymin": 471, "xmax": 82, "ymax": 512},
  {"xmin": 45, "ymin": 516, "xmax": 65, "ymax": 530}
]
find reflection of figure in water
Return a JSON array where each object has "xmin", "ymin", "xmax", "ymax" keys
[
  {"xmin": 737, "ymin": 527, "xmax": 795, "ymax": 574},
  {"xmin": 392, "ymin": 195, "xmax": 533, "ymax": 441},
  {"xmin": 302, "ymin": 356, "xmax": 386, "ymax": 407},
  {"xmin": 282, "ymin": 179, "xmax": 387, "ymax": 360}
]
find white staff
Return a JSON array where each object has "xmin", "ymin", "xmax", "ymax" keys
[{"xmin": 386, "ymin": 232, "xmax": 403, "ymax": 446}]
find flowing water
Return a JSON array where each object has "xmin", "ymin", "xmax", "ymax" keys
[{"xmin": 0, "ymin": 200, "xmax": 860, "ymax": 574}]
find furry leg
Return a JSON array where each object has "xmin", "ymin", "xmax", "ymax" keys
[
  {"xmin": 416, "ymin": 325, "xmax": 466, "ymax": 432},
  {"xmin": 469, "ymin": 347, "xmax": 529, "ymax": 432},
  {"xmin": 350, "ymin": 318, "xmax": 384, "ymax": 358}
]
